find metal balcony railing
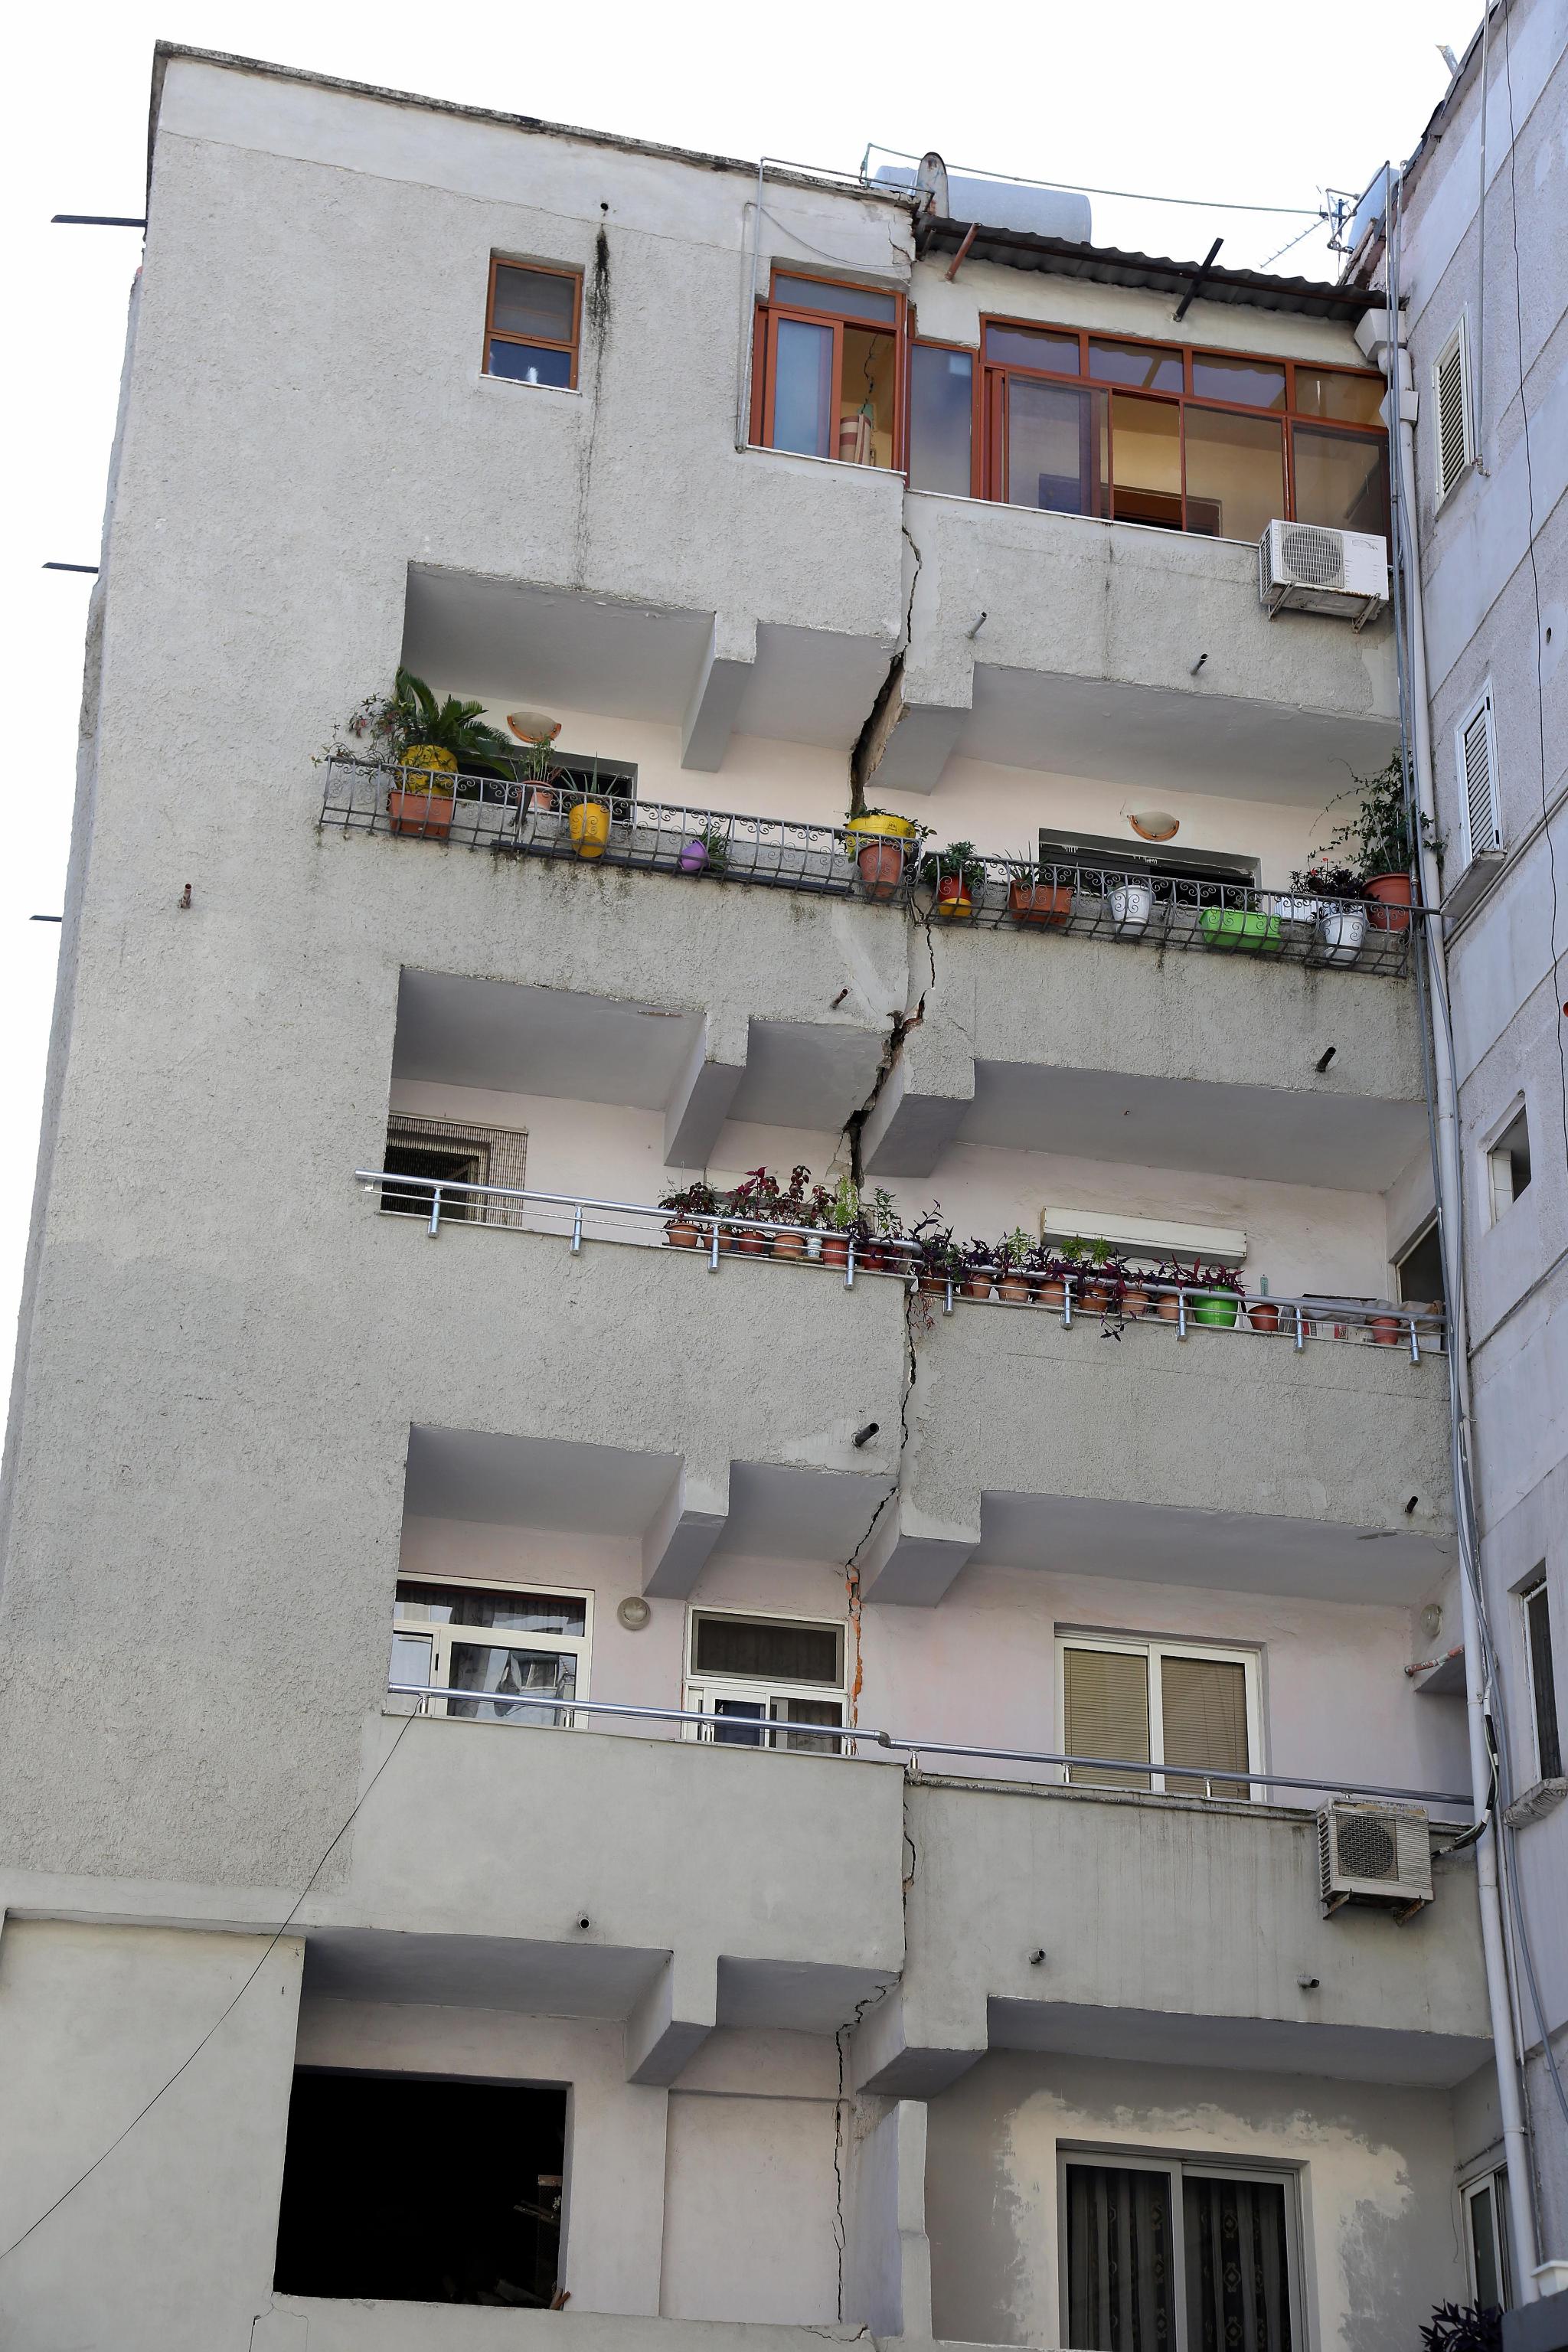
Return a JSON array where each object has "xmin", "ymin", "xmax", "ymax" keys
[
  {"xmin": 355, "ymin": 1170, "xmax": 1446, "ymax": 1357},
  {"xmin": 317, "ymin": 759, "xmax": 1420, "ymax": 975},
  {"xmin": 381, "ymin": 1684, "xmax": 1472, "ymax": 1817}
]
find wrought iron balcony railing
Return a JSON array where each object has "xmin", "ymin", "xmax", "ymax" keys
[{"xmin": 317, "ymin": 758, "xmax": 1422, "ymax": 975}]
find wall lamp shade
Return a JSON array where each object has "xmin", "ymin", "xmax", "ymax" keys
[
  {"xmin": 1128, "ymin": 810, "xmax": 1181, "ymax": 842},
  {"xmin": 507, "ymin": 710, "xmax": 561, "ymax": 745}
]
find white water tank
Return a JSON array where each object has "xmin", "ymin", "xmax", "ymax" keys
[{"xmin": 873, "ymin": 153, "xmax": 1092, "ymax": 243}]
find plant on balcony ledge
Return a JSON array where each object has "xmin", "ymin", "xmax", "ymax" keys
[
  {"xmin": 1292, "ymin": 754, "xmax": 1446, "ymax": 950},
  {"xmin": 918, "ymin": 841, "xmax": 985, "ymax": 920},
  {"xmin": 1004, "ymin": 852, "xmax": 1073, "ymax": 929},
  {"xmin": 658, "ymin": 1179, "xmax": 718, "ymax": 1248},
  {"xmin": 678, "ymin": 823, "xmax": 730, "ymax": 877},
  {"xmin": 1165, "ymin": 1259, "xmax": 1246, "ymax": 1328},
  {"xmin": 995, "ymin": 1229, "xmax": 1034, "ymax": 1304},
  {"xmin": 907, "ymin": 1213, "xmax": 959, "ymax": 1294},
  {"xmin": 337, "ymin": 669, "xmax": 519, "ymax": 841},
  {"xmin": 844, "ymin": 808, "xmax": 921, "ymax": 902}
]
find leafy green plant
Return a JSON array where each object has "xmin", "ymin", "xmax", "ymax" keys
[
  {"xmin": 917, "ymin": 840, "xmax": 986, "ymax": 893},
  {"xmin": 1292, "ymin": 753, "xmax": 1444, "ymax": 893},
  {"xmin": 998, "ymin": 1227, "xmax": 1034, "ymax": 1270},
  {"xmin": 338, "ymin": 669, "xmax": 520, "ymax": 793}
]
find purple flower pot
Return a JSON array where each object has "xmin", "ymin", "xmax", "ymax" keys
[{"xmin": 679, "ymin": 840, "xmax": 708, "ymax": 874}]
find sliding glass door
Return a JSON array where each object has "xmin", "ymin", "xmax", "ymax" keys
[{"xmin": 1063, "ymin": 2157, "xmax": 1297, "ymax": 2350}]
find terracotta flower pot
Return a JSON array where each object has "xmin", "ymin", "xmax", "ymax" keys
[
  {"xmin": 859, "ymin": 1243, "xmax": 886, "ymax": 1273},
  {"xmin": 822, "ymin": 1234, "xmax": 851, "ymax": 1269},
  {"xmin": 1122, "ymin": 1285, "xmax": 1150, "ymax": 1318},
  {"xmin": 1008, "ymin": 880, "xmax": 1073, "ymax": 928},
  {"xmin": 857, "ymin": 839, "xmax": 906, "ymax": 902},
  {"xmin": 387, "ymin": 787, "xmax": 455, "ymax": 839},
  {"xmin": 962, "ymin": 1274, "xmax": 993, "ymax": 1302},
  {"xmin": 665, "ymin": 1220, "xmax": 700, "ymax": 1250},
  {"xmin": 935, "ymin": 876, "xmax": 973, "ymax": 919},
  {"xmin": 1248, "ymin": 1301, "xmax": 1282, "ymax": 1334},
  {"xmin": 1368, "ymin": 1312, "xmax": 1402, "ymax": 1345},
  {"xmin": 772, "ymin": 1230, "xmax": 806, "ymax": 1261},
  {"xmin": 734, "ymin": 1229, "xmax": 767, "ymax": 1257},
  {"xmin": 1364, "ymin": 871, "xmax": 1413, "ymax": 933},
  {"xmin": 998, "ymin": 1276, "xmax": 1031, "ymax": 1305},
  {"xmin": 1083, "ymin": 1280, "xmax": 1113, "ymax": 1315},
  {"xmin": 1035, "ymin": 1277, "xmax": 1067, "ymax": 1312},
  {"xmin": 1155, "ymin": 1292, "xmax": 1181, "ymax": 1322},
  {"xmin": 919, "ymin": 1271, "xmax": 949, "ymax": 1295}
]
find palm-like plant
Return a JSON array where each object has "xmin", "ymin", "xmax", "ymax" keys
[{"xmin": 346, "ymin": 668, "xmax": 519, "ymax": 792}]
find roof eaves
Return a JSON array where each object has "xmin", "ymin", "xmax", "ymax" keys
[{"xmin": 914, "ymin": 215, "xmax": 1378, "ymax": 322}]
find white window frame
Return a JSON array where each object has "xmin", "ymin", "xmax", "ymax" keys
[
  {"xmin": 390, "ymin": 1572, "xmax": 593, "ymax": 1723},
  {"xmin": 1483, "ymin": 1098, "xmax": 1530, "ymax": 1225},
  {"xmin": 1454, "ymin": 681, "xmax": 1501, "ymax": 863},
  {"xmin": 683, "ymin": 1603, "xmax": 848, "ymax": 1752},
  {"xmin": 1521, "ymin": 1573, "xmax": 1562, "ymax": 1786},
  {"xmin": 1461, "ymin": 2165, "xmax": 1514, "ymax": 2311},
  {"xmin": 1057, "ymin": 2147, "xmax": 1305, "ymax": 2352},
  {"xmin": 1432, "ymin": 314, "xmax": 1477, "ymax": 506},
  {"xmin": 1057, "ymin": 1633, "xmax": 1265, "ymax": 1800}
]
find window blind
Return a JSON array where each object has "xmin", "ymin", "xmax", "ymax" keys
[
  {"xmin": 1434, "ymin": 320, "xmax": 1474, "ymax": 502},
  {"xmin": 1161, "ymin": 1655, "xmax": 1250, "ymax": 1797},
  {"xmin": 1457, "ymin": 688, "xmax": 1501, "ymax": 858},
  {"xmin": 1064, "ymin": 1648, "xmax": 1151, "ymax": 1789}
]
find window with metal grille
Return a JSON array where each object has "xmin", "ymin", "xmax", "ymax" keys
[
  {"xmin": 1455, "ymin": 684, "xmax": 1501, "ymax": 859},
  {"xmin": 1433, "ymin": 318, "xmax": 1475, "ymax": 504}
]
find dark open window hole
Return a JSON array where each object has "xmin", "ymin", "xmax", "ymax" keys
[
  {"xmin": 381, "ymin": 1143, "xmax": 482, "ymax": 1220},
  {"xmin": 273, "ymin": 2069, "xmax": 566, "ymax": 2307}
]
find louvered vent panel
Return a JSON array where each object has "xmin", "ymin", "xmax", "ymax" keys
[
  {"xmin": 1459, "ymin": 692, "xmax": 1501, "ymax": 856},
  {"xmin": 1336, "ymin": 1811, "xmax": 1399, "ymax": 1881},
  {"xmin": 1435, "ymin": 325, "xmax": 1472, "ymax": 500}
]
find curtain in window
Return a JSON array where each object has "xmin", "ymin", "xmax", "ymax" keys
[
  {"xmin": 1066, "ymin": 2163, "xmax": 1175, "ymax": 2350},
  {"xmin": 1182, "ymin": 2176, "xmax": 1292, "ymax": 2351}
]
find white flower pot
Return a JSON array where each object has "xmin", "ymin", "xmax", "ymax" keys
[
  {"xmin": 1317, "ymin": 904, "xmax": 1367, "ymax": 964},
  {"xmin": 1268, "ymin": 895, "xmax": 1319, "ymax": 926},
  {"xmin": 1109, "ymin": 881, "xmax": 1153, "ymax": 935}
]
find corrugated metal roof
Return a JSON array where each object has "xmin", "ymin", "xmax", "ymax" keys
[{"xmin": 915, "ymin": 214, "xmax": 1380, "ymax": 323}]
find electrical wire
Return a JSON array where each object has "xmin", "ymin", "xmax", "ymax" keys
[
  {"xmin": 862, "ymin": 142, "xmax": 1324, "ymax": 218},
  {"xmin": 0, "ymin": 1710, "xmax": 419, "ymax": 2268}
]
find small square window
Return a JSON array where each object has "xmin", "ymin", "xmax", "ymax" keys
[
  {"xmin": 1487, "ymin": 1107, "xmax": 1530, "ymax": 1221},
  {"xmin": 485, "ymin": 260, "xmax": 581, "ymax": 389}
]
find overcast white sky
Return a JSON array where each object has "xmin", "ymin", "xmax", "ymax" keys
[{"xmin": 3, "ymin": 1, "xmax": 1464, "ymax": 1355}]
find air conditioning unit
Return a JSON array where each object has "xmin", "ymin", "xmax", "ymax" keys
[
  {"xmin": 1259, "ymin": 521, "xmax": 1389, "ymax": 629},
  {"xmin": 1318, "ymin": 1800, "xmax": 1432, "ymax": 1919}
]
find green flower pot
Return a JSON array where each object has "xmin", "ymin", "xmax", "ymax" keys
[
  {"xmin": 1190, "ymin": 1290, "xmax": 1240, "ymax": 1328},
  {"xmin": 1199, "ymin": 908, "xmax": 1282, "ymax": 953}
]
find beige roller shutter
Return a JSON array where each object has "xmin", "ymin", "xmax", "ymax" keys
[{"xmin": 1063, "ymin": 1647, "xmax": 1151, "ymax": 1790}]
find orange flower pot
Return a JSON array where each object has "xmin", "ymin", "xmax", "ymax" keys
[
  {"xmin": 857, "ymin": 840, "xmax": 906, "ymax": 902},
  {"xmin": 1122, "ymin": 1286, "xmax": 1150, "ymax": 1318},
  {"xmin": 772, "ymin": 1230, "xmax": 806, "ymax": 1261},
  {"xmin": 821, "ymin": 1235, "xmax": 851, "ymax": 1269},
  {"xmin": 1364, "ymin": 872, "xmax": 1414, "ymax": 932},
  {"xmin": 1249, "ymin": 1301, "xmax": 1282, "ymax": 1333},
  {"xmin": 935, "ymin": 877, "xmax": 973, "ymax": 920},
  {"xmin": 387, "ymin": 788, "xmax": 455, "ymax": 839},
  {"xmin": 1035, "ymin": 1277, "xmax": 1067, "ymax": 1312},
  {"xmin": 665, "ymin": 1220, "xmax": 700, "ymax": 1250},
  {"xmin": 1008, "ymin": 880, "xmax": 1073, "ymax": 928},
  {"xmin": 1368, "ymin": 1313, "xmax": 1402, "ymax": 1345},
  {"xmin": 998, "ymin": 1276, "xmax": 1031, "ymax": 1304}
]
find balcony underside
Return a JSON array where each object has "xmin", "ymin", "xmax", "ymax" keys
[{"xmin": 983, "ymin": 1996, "xmax": 1490, "ymax": 2089}]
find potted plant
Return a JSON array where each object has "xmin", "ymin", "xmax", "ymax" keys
[
  {"xmin": 1119, "ymin": 1258, "xmax": 1152, "ymax": 1318},
  {"xmin": 1291, "ymin": 862, "xmax": 1369, "ymax": 963},
  {"xmin": 918, "ymin": 841, "xmax": 985, "ymax": 920},
  {"xmin": 818, "ymin": 1174, "xmax": 861, "ymax": 1268},
  {"xmin": 1004, "ymin": 851, "xmax": 1073, "ymax": 929},
  {"xmin": 1107, "ymin": 871, "xmax": 1154, "ymax": 936},
  {"xmin": 958, "ymin": 1241, "xmax": 996, "ymax": 1302},
  {"xmin": 1248, "ymin": 1282, "xmax": 1283, "ymax": 1334},
  {"xmin": 996, "ymin": 1230, "xmax": 1034, "ymax": 1304},
  {"xmin": 1174, "ymin": 1260, "xmax": 1245, "ymax": 1328},
  {"xmin": 769, "ymin": 1165, "xmax": 813, "ymax": 1259},
  {"xmin": 680, "ymin": 823, "xmax": 730, "ymax": 877},
  {"xmin": 723, "ymin": 1168, "xmax": 776, "ymax": 1255},
  {"xmin": 1199, "ymin": 897, "xmax": 1283, "ymax": 955},
  {"xmin": 337, "ymin": 668, "xmax": 520, "ymax": 840},
  {"xmin": 858, "ymin": 1189, "xmax": 902, "ymax": 1273},
  {"xmin": 1031, "ymin": 1248, "xmax": 1070, "ymax": 1313},
  {"xmin": 845, "ymin": 808, "xmax": 921, "ymax": 901},
  {"xmin": 1367, "ymin": 1303, "xmax": 1403, "ymax": 1345},
  {"xmin": 1068, "ymin": 1236, "xmax": 1119, "ymax": 1316},
  {"xmin": 658, "ymin": 1180, "xmax": 717, "ymax": 1249},
  {"xmin": 1295, "ymin": 754, "xmax": 1443, "ymax": 940},
  {"xmin": 907, "ymin": 1214, "xmax": 958, "ymax": 1295}
]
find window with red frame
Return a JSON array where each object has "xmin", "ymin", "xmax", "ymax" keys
[
  {"xmin": 752, "ymin": 273, "xmax": 903, "ymax": 469},
  {"xmin": 484, "ymin": 259, "xmax": 582, "ymax": 389},
  {"xmin": 906, "ymin": 320, "xmax": 1386, "ymax": 541}
]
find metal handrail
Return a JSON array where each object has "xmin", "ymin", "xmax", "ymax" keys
[
  {"xmin": 384, "ymin": 1684, "xmax": 1472, "ymax": 1811},
  {"xmin": 354, "ymin": 1171, "xmax": 1446, "ymax": 1355}
]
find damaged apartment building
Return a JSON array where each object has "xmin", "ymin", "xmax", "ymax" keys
[{"xmin": 2, "ymin": 18, "xmax": 1566, "ymax": 2352}]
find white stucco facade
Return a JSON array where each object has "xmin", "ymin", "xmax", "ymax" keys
[{"xmin": 0, "ymin": 37, "xmax": 1542, "ymax": 2352}]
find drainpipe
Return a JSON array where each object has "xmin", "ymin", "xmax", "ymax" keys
[{"xmin": 1366, "ymin": 235, "xmax": 1539, "ymax": 2302}]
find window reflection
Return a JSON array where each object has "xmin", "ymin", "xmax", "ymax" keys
[
  {"xmin": 985, "ymin": 323, "xmax": 1079, "ymax": 371},
  {"xmin": 1089, "ymin": 339, "xmax": 1183, "ymax": 392},
  {"xmin": 841, "ymin": 324, "xmax": 897, "ymax": 466},
  {"xmin": 910, "ymin": 344, "xmax": 973, "ymax": 495},
  {"xmin": 772, "ymin": 316, "xmax": 835, "ymax": 458},
  {"xmin": 1295, "ymin": 368, "xmax": 1385, "ymax": 426},
  {"xmin": 1191, "ymin": 351, "xmax": 1286, "ymax": 410},
  {"xmin": 1293, "ymin": 425, "xmax": 1388, "ymax": 533},
  {"xmin": 1184, "ymin": 407, "xmax": 1285, "ymax": 541},
  {"xmin": 1109, "ymin": 392, "xmax": 1181, "ymax": 528},
  {"xmin": 1008, "ymin": 379, "xmax": 1107, "ymax": 514}
]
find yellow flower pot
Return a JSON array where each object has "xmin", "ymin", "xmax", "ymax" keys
[
  {"xmin": 570, "ymin": 800, "xmax": 612, "ymax": 859},
  {"xmin": 844, "ymin": 811, "xmax": 920, "ymax": 849}
]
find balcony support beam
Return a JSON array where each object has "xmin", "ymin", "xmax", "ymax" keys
[
  {"xmin": 663, "ymin": 1012, "xmax": 748, "ymax": 1168},
  {"xmin": 641, "ymin": 1459, "xmax": 730, "ymax": 1599},
  {"xmin": 680, "ymin": 613, "xmax": 756, "ymax": 773},
  {"xmin": 858, "ymin": 1494, "xmax": 978, "ymax": 1608},
  {"xmin": 847, "ymin": 2099, "xmax": 933, "ymax": 2337},
  {"xmin": 625, "ymin": 1949, "xmax": 717, "ymax": 2085},
  {"xmin": 859, "ymin": 1015, "xmax": 975, "ymax": 1181},
  {"xmin": 851, "ymin": 1981, "xmax": 985, "ymax": 2099}
]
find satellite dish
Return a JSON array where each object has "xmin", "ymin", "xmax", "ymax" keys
[{"xmin": 915, "ymin": 152, "xmax": 949, "ymax": 217}]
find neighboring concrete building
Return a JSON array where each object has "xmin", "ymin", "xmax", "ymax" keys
[
  {"xmin": 0, "ymin": 34, "xmax": 1554, "ymax": 2351},
  {"xmin": 1345, "ymin": 0, "xmax": 1568, "ymax": 2336}
]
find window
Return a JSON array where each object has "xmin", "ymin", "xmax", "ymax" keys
[
  {"xmin": 381, "ymin": 1114, "xmax": 528, "ymax": 1227},
  {"xmin": 275, "ymin": 2069, "xmax": 566, "ymax": 2307},
  {"xmin": 1462, "ymin": 2168, "xmax": 1513, "ymax": 2312},
  {"xmin": 484, "ymin": 259, "xmax": 581, "ymax": 388},
  {"xmin": 1486, "ymin": 1106, "xmax": 1531, "ymax": 1221},
  {"xmin": 977, "ymin": 321, "xmax": 1386, "ymax": 541},
  {"xmin": 1455, "ymin": 684, "xmax": 1502, "ymax": 860},
  {"xmin": 752, "ymin": 271, "xmax": 903, "ymax": 469},
  {"xmin": 909, "ymin": 341, "xmax": 976, "ymax": 495},
  {"xmin": 1433, "ymin": 317, "xmax": 1476, "ymax": 504},
  {"xmin": 1062, "ymin": 2154, "xmax": 1299, "ymax": 2350},
  {"xmin": 1523, "ymin": 1574, "xmax": 1563, "ymax": 1783},
  {"xmin": 390, "ymin": 1576, "xmax": 591, "ymax": 1724},
  {"xmin": 684, "ymin": 1608, "xmax": 846, "ymax": 1753},
  {"xmin": 1060, "ymin": 1635, "xmax": 1260, "ymax": 1797},
  {"xmin": 1394, "ymin": 1217, "xmax": 1446, "ymax": 1311}
]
